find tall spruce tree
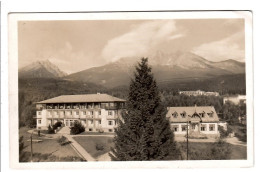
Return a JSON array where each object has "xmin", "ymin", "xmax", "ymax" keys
[{"xmin": 110, "ymin": 58, "xmax": 179, "ymax": 161}]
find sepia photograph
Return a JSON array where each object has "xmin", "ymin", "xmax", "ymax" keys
[{"xmin": 8, "ymin": 11, "xmax": 253, "ymax": 168}]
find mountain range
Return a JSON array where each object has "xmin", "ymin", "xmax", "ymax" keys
[
  {"xmin": 19, "ymin": 51, "xmax": 245, "ymax": 88},
  {"xmin": 19, "ymin": 60, "xmax": 67, "ymax": 78}
]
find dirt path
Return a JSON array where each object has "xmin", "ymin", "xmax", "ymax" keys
[{"xmin": 225, "ymin": 137, "xmax": 247, "ymax": 147}]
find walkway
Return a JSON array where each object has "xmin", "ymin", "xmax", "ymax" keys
[
  {"xmin": 64, "ymin": 134, "xmax": 96, "ymax": 161},
  {"xmin": 57, "ymin": 126, "xmax": 70, "ymax": 134},
  {"xmin": 225, "ymin": 137, "xmax": 247, "ymax": 147}
]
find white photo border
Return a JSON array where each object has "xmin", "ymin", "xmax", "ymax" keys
[{"xmin": 8, "ymin": 11, "xmax": 253, "ymax": 169}]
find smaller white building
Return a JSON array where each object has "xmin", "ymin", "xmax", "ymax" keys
[
  {"xmin": 223, "ymin": 95, "xmax": 246, "ymax": 105},
  {"xmin": 166, "ymin": 106, "xmax": 220, "ymax": 137},
  {"xmin": 179, "ymin": 90, "xmax": 219, "ymax": 96}
]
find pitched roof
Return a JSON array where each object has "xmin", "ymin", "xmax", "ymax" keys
[
  {"xmin": 37, "ymin": 94, "xmax": 126, "ymax": 104},
  {"xmin": 166, "ymin": 106, "xmax": 219, "ymax": 123}
]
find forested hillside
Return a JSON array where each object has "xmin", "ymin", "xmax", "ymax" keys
[{"xmin": 18, "ymin": 73, "xmax": 246, "ymax": 127}]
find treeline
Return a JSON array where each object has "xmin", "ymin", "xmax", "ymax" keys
[
  {"xmin": 158, "ymin": 74, "xmax": 246, "ymax": 96},
  {"xmin": 18, "ymin": 75, "xmax": 246, "ymax": 128}
]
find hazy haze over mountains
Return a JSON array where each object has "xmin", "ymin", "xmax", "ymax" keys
[
  {"xmin": 19, "ymin": 50, "xmax": 245, "ymax": 88},
  {"xmin": 64, "ymin": 51, "xmax": 245, "ymax": 88}
]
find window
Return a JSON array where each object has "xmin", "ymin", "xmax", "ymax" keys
[
  {"xmin": 201, "ymin": 124, "xmax": 207, "ymax": 131},
  {"xmin": 89, "ymin": 128, "xmax": 92, "ymax": 131},
  {"xmin": 172, "ymin": 112, "xmax": 178, "ymax": 118},
  {"xmin": 38, "ymin": 111, "xmax": 41, "ymax": 115},
  {"xmin": 83, "ymin": 111, "xmax": 86, "ymax": 115},
  {"xmin": 171, "ymin": 125, "xmax": 179, "ymax": 132},
  {"xmin": 207, "ymin": 113, "xmax": 213, "ymax": 118},
  {"xmin": 99, "ymin": 120, "xmax": 101, "ymax": 124},
  {"xmin": 209, "ymin": 124, "xmax": 215, "ymax": 131},
  {"xmin": 181, "ymin": 125, "xmax": 187, "ymax": 131},
  {"xmin": 199, "ymin": 113, "xmax": 205, "ymax": 118},
  {"xmin": 99, "ymin": 111, "xmax": 101, "ymax": 115},
  {"xmin": 90, "ymin": 120, "xmax": 93, "ymax": 124},
  {"xmin": 109, "ymin": 129, "xmax": 113, "ymax": 132},
  {"xmin": 76, "ymin": 111, "xmax": 79, "ymax": 115},
  {"xmin": 90, "ymin": 111, "xmax": 94, "ymax": 116},
  {"xmin": 108, "ymin": 121, "xmax": 113, "ymax": 125},
  {"xmin": 108, "ymin": 111, "xmax": 113, "ymax": 116},
  {"xmin": 38, "ymin": 120, "xmax": 41, "ymax": 124},
  {"xmin": 180, "ymin": 113, "xmax": 186, "ymax": 118}
]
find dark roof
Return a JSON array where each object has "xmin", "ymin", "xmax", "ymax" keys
[
  {"xmin": 166, "ymin": 106, "xmax": 219, "ymax": 123},
  {"xmin": 37, "ymin": 94, "xmax": 126, "ymax": 104}
]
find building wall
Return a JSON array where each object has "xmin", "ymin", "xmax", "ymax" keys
[
  {"xmin": 170, "ymin": 122, "xmax": 219, "ymax": 135},
  {"xmin": 223, "ymin": 95, "xmax": 246, "ymax": 105},
  {"xmin": 36, "ymin": 108, "xmax": 122, "ymax": 132}
]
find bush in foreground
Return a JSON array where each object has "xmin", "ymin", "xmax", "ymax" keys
[
  {"xmin": 53, "ymin": 121, "xmax": 62, "ymax": 130},
  {"xmin": 70, "ymin": 121, "xmax": 85, "ymax": 135},
  {"xmin": 57, "ymin": 136, "xmax": 71, "ymax": 146}
]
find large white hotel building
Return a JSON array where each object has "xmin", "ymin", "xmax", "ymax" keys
[{"xmin": 35, "ymin": 93, "xmax": 126, "ymax": 132}]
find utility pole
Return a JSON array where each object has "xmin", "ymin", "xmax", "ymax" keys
[
  {"xmin": 30, "ymin": 132, "xmax": 33, "ymax": 162},
  {"xmin": 186, "ymin": 119, "xmax": 189, "ymax": 160}
]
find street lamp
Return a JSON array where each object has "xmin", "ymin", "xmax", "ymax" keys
[{"xmin": 186, "ymin": 115, "xmax": 192, "ymax": 160}]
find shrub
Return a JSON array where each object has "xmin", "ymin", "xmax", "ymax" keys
[
  {"xmin": 210, "ymin": 139, "xmax": 231, "ymax": 160},
  {"xmin": 19, "ymin": 136, "xmax": 24, "ymax": 153},
  {"xmin": 57, "ymin": 136, "xmax": 71, "ymax": 146},
  {"xmin": 47, "ymin": 125, "xmax": 55, "ymax": 134},
  {"xmin": 235, "ymin": 126, "xmax": 247, "ymax": 142},
  {"xmin": 96, "ymin": 143, "xmax": 104, "ymax": 151},
  {"xmin": 70, "ymin": 121, "xmax": 85, "ymax": 135},
  {"xmin": 53, "ymin": 121, "xmax": 62, "ymax": 130},
  {"xmin": 219, "ymin": 125, "xmax": 233, "ymax": 139}
]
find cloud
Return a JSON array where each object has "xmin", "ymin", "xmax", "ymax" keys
[
  {"xmin": 192, "ymin": 31, "xmax": 245, "ymax": 62},
  {"xmin": 101, "ymin": 20, "xmax": 183, "ymax": 62}
]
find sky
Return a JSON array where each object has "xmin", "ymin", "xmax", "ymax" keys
[{"xmin": 18, "ymin": 19, "xmax": 245, "ymax": 74}]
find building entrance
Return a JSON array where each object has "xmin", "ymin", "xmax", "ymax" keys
[{"xmin": 64, "ymin": 119, "xmax": 78, "ymax": 127}]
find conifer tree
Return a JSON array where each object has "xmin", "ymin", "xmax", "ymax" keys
[{"xmin": 110, "ymin": 58, "xmax": 179, "ymax": 161}]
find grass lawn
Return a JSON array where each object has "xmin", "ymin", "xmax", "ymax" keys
[
  {"xmin": 19, "ymin": 127, "xmax": 84, "ymax": 162},
  {"xmin": 177, "ymin": 141, "xmax": 247, "ymax": 160},
  {"xmin": 73, "ymin": 136, "xmax": 114, "ymax": 158}
]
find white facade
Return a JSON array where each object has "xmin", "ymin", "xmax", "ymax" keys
[
  {"xmin": 179, "ymin": 90, "xmax": 219, "ymax": 96},
  {"xmin": 223, "ymin": 95, "xmax": 246, "ymax": 105},
  {"xmin": 35, "ymin": 94, "xmax": 125, "ymax": 132},
  {"xmin": 170, "ymin": 122, "xmax": 218, "ymax": 135},
  {"xmin": 166, "ymin": 106, "xmax": 220, "ymax": 137}
]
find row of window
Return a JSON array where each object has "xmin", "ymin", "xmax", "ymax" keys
[
  {"xmin": 88, "ymin": 128, "xmax": 113, "ymax": 132},
  {"xmin": 38, "ymin": 119, "xmax": 115, "ymax": 126},
  {"xmin": 38, "ymin": 110, "xmax": 117, "ymax": 116},
  {"xmin": 42, "ymin": 102, "xmax": 125, "ymax": 110},
  {"xmin": 171, "ymin": 124, "xmax": 216, "ymax": 132},
  {"xmin": 172, "ymin": 112, "xmax": 214, "ymax": 118}
]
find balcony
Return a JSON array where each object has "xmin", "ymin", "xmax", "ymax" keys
[
  {"xmin": 86, "ymin": 115, "xmax": 101, "ymax": 119},
  {"xmin": 107, "ymin": 115, "xmax": 118, "ymax": 119}
]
